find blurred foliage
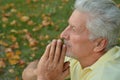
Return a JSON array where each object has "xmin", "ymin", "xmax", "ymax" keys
[{"xmin": 0, "ymin": 0, "xmax": 120, "ymax": 80}]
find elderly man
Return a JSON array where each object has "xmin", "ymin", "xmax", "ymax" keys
[{"xmin": 22, "ymin": 0, "xmax": 120, "ymax": 80}]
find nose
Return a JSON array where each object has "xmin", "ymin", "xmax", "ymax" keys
[{"xmin": 60, "ymin": 26, "xmax": 70, "ymax": 40}]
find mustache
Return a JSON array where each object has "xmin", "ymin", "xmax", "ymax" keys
[{"xmin": 63, "ymin": 40, "xmax": 69, "ymax": 46}]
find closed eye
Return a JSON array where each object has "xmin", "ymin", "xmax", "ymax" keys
[{"xmin": 70, "ymin": 25, "xmax": 76, "ymax": 31}]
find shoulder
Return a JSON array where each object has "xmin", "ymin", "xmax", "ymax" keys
[{"xmin": 92, "ymin": 59, "xmax": 120, "ymax": 80}]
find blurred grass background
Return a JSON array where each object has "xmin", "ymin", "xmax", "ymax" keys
[{"xmin": 0, "ymin": 0, "xmax": 120, "ymax": 80}]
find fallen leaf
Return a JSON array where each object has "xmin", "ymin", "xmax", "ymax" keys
[
  {"xmin": 5, "ymin": 48, "xmax": 13, "ymax": 53},
  {"xmin": 8, "ymin": 35, "xmax": 17, "ymax": 42},
  {"xmin": 0, "ymin": 40, "xmax": 9, "ymax": 47},
  {"xmin": 39, "ymin": 35, "xmax": 44, "ymax": 40},
  {"xmin": 15, "ymin": 50, "xmax": 21, "ymax": 55},
  {"xmin": 42, "ymin": 20, "xmax": 50, "ymax": 27},
  {"xmin": 31, "ymin": 53, "xmax": 36, "ymax": 57},
  {"xmin": 22, "ymin": 29, "xmax": 28, "ymax": 33},
  {"xmin": 27, "ymin": 20, "xmax": 35, "ymax": 26},
  {"xmin": 8, "ymin": 55, "xmax": 20, "ymax": 65},
  {"xmin": 10, "ymin": 42, "xmax": 19, "ymax": 49},
  {"xmin": 10, "ymin": 29, "xmax": 18, "ymax": 33},
  {"xmin": 18, "ymin": 60, "xmax": 25, "ymax": 65},
  {"xmin": 20, "ymin": 16, "xmax": 30, "ymax": 22},
  {"xmin": 44, "ymin": 35, "xmax": 50, "ymax": 40},
  {"xmin": 31, "ymin": 47, "xmax": 38, "ymax": 51},
  {"xmin": 0, "ymin": 59, "xmax": 6, "ymax": 68},
  {"xmin": 2, "ymin": 12, "xmax": 11, "ymax": 17},
  {"xmin": 10, "ymin": 8, "xmax": 17, "ymax": 13},
  {"xmin": 25, "ymin": 32, "xmax": 38, "ymax": 47},
  {"xmin": 6, "ymin": 52, "xmax": 14, "ymax": 58},
  {"xmin": 29, "ymin": 39, "xmax": 38, "ymax": 47},
  {"xmin": 15, "ymin": 76, "xmax": 19, "ymax": 80},
  {"xmin": 32, "ymin": 25, "xmax": 43, "ymax": 32},
  {"xmin": 2, "ymin": 17, "xmax": 8, "ymax": 23},
  {"xmin": 10, "ymin": 20, "xmax": 17, "ymax": 26},
  {"xmin": 8, "ymin": 69, "xmax": 14, "ymax": 73}
]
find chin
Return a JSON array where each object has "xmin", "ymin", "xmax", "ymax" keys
[
  {"xmin": 66, "ymin": 51, "xmax": 73, "ymax": 58},
  {"xmin": 65, "ymin": 51, "xmax": 78, "ymax": 60}
]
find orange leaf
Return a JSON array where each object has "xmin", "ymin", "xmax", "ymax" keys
[
  {"xmin": 6, "ymin": 52, "xmax": 14, "ymax": 58},
  {"xmin": 15, "ymin": 76, "xmax": 19, "ymax": 80},
  {"xmin": 19, "ymin": 60, "xmax": 25, "ymax": 65},
  {"xmin": 0, "ymin": 59, "xmax": 6, "ymax": 68}
]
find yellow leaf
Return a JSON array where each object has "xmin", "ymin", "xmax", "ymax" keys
[
  {"xmin": 15, "ymin": 50, "xmax": 21, "ymax": 55},
  {"xmin": 7, "ymin": 35, "xmax": 17, "ymax": 42},
  {"xmin": 9, "ymin": 55, "xmax": 20, "ymax": 65},
  {"xmin": 9, "ymin": 59, "xmax": 18, "ymax": 65},
  {"xmin": 45, "ymin": 35, "xmax": 50, "ymax": 40},
  {"xmin": 0, "ymin": 40, "xmax": 9, "ymax": 47},
  {"xmin": 10, "ymin": 20, "xmax": 17, "ymax": 26},
  {"xmin": 20, "ymin": 16, "xmax": 30, "ymax": 22}
]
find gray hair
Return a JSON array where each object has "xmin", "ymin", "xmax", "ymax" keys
[{"xmin": 74, "ymin": 0, "xmax": 120, "ymax": 50}]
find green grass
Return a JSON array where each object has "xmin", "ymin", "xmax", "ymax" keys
[{"xmin": 0, "ymin": 0, "xmax": 120, "ymax": 80}]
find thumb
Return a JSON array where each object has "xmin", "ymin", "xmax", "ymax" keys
[
  {"xmin": 63, "ymin": 61, "xmax": 70, "ymax": 71},
  {"xmin": 62, "ymin": 66, "xmax": 70, "ymax": 78}
]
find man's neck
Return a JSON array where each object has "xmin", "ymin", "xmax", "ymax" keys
[{"xmin": 78, "ymin": 52, "xmax": 105, "ymax": 69}]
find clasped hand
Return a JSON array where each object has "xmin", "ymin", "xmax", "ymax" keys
[{"xmin": 36, "ymin": 39, "xmax": 70, "ymax": 80}]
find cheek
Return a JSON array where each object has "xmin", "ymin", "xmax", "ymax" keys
[{"xmin": 70, "ymin": 35, "xmax": 93, "ymax": 56}]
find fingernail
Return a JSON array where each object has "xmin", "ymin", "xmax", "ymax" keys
[
  {"xmin": 53, "ymin": 39, "xmax": 56, "ymax": 42},
  {"xmin": 58, "ymin": 39, "xmax": 62, "ymax": 42}
]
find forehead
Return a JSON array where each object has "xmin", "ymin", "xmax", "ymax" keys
[{"xmin": 69, "ymin": 10, "xmax": 88, "ymax": 27}]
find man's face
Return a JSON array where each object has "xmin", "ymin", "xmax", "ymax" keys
[{"xmin": 60, "ymin": 10, "xmax": 95, "ymax": 60}]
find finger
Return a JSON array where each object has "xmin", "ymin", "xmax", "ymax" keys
[
  {"xmin": 53, "ymin": 39, "xmax": 62, "ymax": 63},
  {"xmin": 62, "ymin": 66, "xmax": 70, "ymax": 78},
  {"xmin": 59, "ymin": 44, "xmax": 67, "ymax": 64},
  {"xmin": 63, "ymin": 61, "xmax": 70, "ymax": 72},
  {"xmin": 49, "ymin": 39, "xmax": 57, "ymax": 61},
  {"xmin": 42, "ymin": 44, "xmax": 51, "ymax": 60}
]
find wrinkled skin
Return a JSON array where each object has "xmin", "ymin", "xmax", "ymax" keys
[
  {"xmin": 37, "ymin": 39, "xmax": 70, "ymax": 80},
  {"xmin": 22, "ymin": 39, "xmax": 70, "ymax": 80}
]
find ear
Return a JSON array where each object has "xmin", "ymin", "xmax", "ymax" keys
[{"xmin": 93, "ymin": 38, "xmax": 108, "ymax": 52}]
